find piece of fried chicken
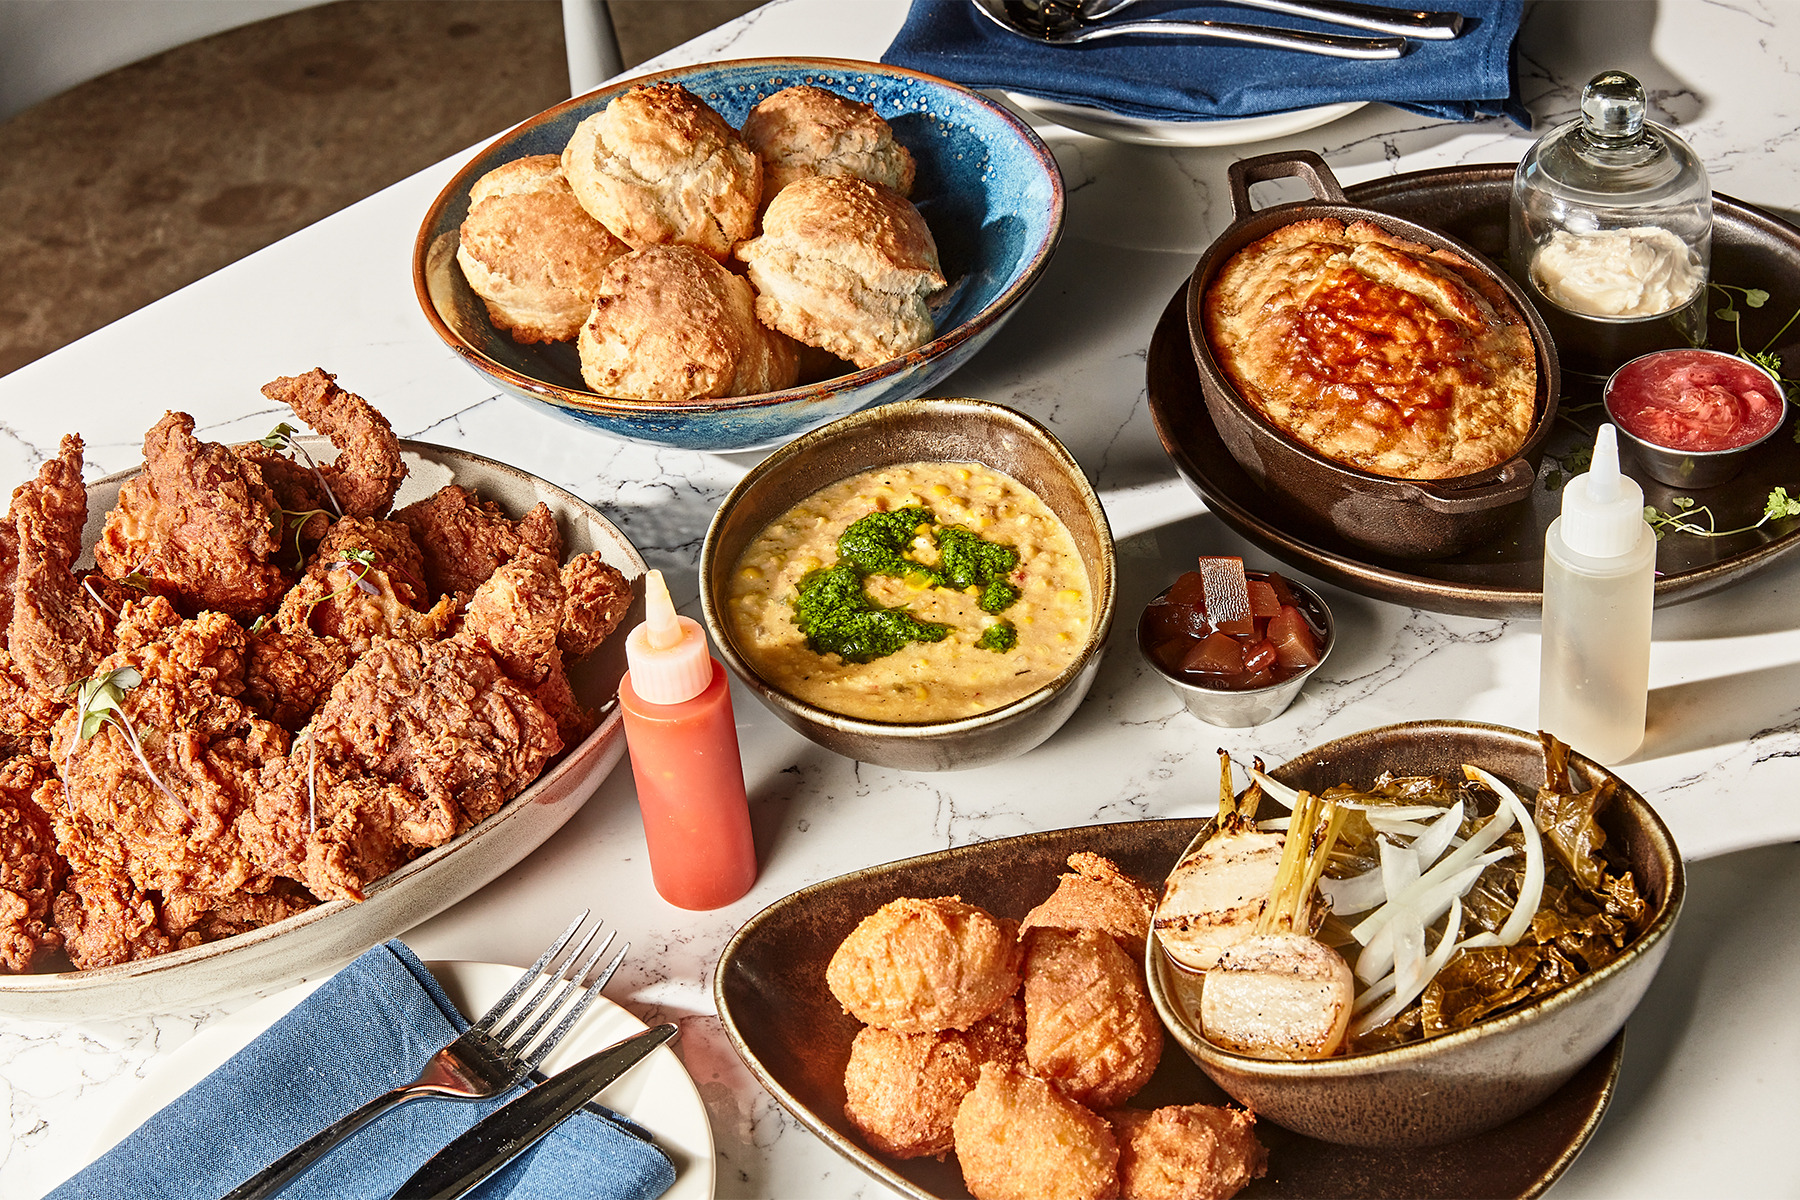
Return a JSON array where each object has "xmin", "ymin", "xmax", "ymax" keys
[
  {"xmin": 953, "ymin": 1063, "xmax": 1121, "ymax": 1200},
  {"xmin": 47, "ymin": 598, "xmax": 290, "ymax": 902},
  {"xmin": 1023, "ymin": 927, "xmax": 1163, "ymax": 1110},
  {"xmin": 395, "ymin": 484, "xmax": 561, "ymax": 600},
  {"xmin": 1021, "ymin": 852, "xmax": 1159, "ymax": 960},
  {"xmin": 3, "ymin": 434, "xmax": 106, "ymax": 711},
  {"xmin": 257, "ymin": 368, "xmax": 406, "ymax": 520},
  {"xmin": 0, "ymin": 759, "xmax": 65, "ymax": 972},
  {"xmin": 273, "ymin": 516, "xmax": 458, "ymax": 654},
  {"xmin": 1105, "ymin": 1105, "xmax": 1267, "ymax": 1200},
  {"xmin": 95, "ymin": 412, "xmax": 292, "ymax": 619},
  {"xmin": 827, "ymin": 896, "xmax": 1024, "ymax": 1033},
  {"xmin": 236, "ymin": 637, "xmax": 562, "ymax": 901}
]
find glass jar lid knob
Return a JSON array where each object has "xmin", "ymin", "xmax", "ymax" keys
[{"xmin": 1581, "ymin": 71, "xmax": 1646, "ymax": 142}]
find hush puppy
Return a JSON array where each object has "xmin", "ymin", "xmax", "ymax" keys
[
  {"xmin": 842, "ymin": 994, "xmax": 1029, "ymax": 1160},
  {"xmin": 1020, "ymin": 851, "xmax": 1159, "ymax": 959},
  {"xmin": 827, "ymin": 896, "xmax": 1022, "ymax": 1033},
  {"xmin": 1106, "ymin": 1105, "xmax": 1268, "ymax": 1200},
  {"xmin": 1023, "ymin": 927, "xmax": 1163, "ymax": 1109},
  {"xmin": 953, "ymin": 1063, "xmax": 1120, "ymax": 1200}
]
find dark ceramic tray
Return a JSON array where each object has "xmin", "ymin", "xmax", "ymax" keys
[
  {"xmin": 715, "ymin": 817, "xmax": 1621, "ymax": 1200},
  {"xmin": 1147, "ymin": 166, "xmax": 1800, "ymax": 618}
]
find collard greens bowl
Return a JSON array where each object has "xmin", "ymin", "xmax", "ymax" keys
[{"xmin": 1148, "ymin": 720, "xmax": 1684, "ymax": 1148}]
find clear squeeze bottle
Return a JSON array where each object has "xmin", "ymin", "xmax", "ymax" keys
[
  {"xmin": 1539, "ymin": 424, "xmax": 1656, "ymax": 764},
  {"xmin": 619, "ymin": 569, "xmax": 757, "ymax": 909}
]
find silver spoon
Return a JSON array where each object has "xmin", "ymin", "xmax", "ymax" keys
[
  {"xmin": 969, "ymin": 0, "xmax": 1407, "ymax": 58},
  {"xmin": 1059, "ymin": 0, "xmax": 1463, "ymax": 40}
]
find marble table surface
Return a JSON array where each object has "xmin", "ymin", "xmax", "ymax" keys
[{"xmin": 3, "ymin": 1, "xmax": 1798, "ymax": 1197}]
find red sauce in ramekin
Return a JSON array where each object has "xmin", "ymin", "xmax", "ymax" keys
[{"xmin": 1604, "ymin": 349, "xmax": 1785, "ymax": 453}]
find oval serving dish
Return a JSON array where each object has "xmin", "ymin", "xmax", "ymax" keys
[
  {"xmin": 414, "ymin": 57, "xmax": 1064, "ymax": 453},
  {"xmin": 1148, "ymin": 719, "xmax": 1683, "ymax": 1149},
  {"xmin": 1, "ymin": 441, "xmax": 645, "ymax": 1021},
  {"xmin": 1185, "ymin": 151, "xmax": 1562, "ymax": 561}
]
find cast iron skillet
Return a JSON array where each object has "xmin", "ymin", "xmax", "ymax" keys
[{"xmin": 1185, "ymin": 151, "xmax": 1561, "ymax": 560}]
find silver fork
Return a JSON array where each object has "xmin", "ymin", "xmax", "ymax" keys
[{"xmin": 224, "ymin": 912, "xmax": 628, "ymax": 1200}]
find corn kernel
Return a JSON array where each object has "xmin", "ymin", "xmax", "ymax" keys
[
  {"xmin": 1056, "ymin": 589, "xmax": 1081, "ymax": 604},
  {"xmin": 740, "ymin": 565, "xmax": 764, "ymax": 581},
  {"xmin": 931, "ymin": 483, "xmax": 951, "ymax": 497}
]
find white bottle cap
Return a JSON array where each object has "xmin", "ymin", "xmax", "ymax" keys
[
  {"xmin": 1560, "ymin": 424, "xmax": 1646, "ymax": 558},
  {"xmin": 624, "ymin": 570, "xmax": 712, "ymax": 704}
]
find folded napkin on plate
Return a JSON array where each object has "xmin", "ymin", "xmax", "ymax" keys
[
  {"xmin": 53, "ymin": 942, "xmax": 676, "ymax": 1200},
  {"xmin": 882, "ymin": 0, "xmax": 1528, "ymax": 126}
]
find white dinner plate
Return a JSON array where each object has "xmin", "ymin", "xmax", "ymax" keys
[
  {"xmin": 82, "ymin": 960, "xmax": 715, "ymax": 1200},
  {"xmin": 1003, "ymin": 91, "xmax": 1364, "ymax": 146}
]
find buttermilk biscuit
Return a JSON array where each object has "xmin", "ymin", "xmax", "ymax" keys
[
  {"xmin": 1203, "ymin": 217, "xmax": 1537, "ymax": 481},
  {"xmin": 741, "ymin": 84, "xmax": 916, "ymax": 208},
  {"xmin": 455, "ymin": 155, "xmax": 630, "ymax": 344},
  {"xmin": 576, "ymin": 244, "xmax": 799, "ymax": 402},
  {"xmin": 735, "ymin": 175, "xmax": 946, "ymax": 370},
  {"xmin": 560, "ymin": 82, "xmax": 760, "ymax": 260}
]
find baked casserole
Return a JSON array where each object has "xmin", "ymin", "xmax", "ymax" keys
[{"xmin": 1203, "ymin": 218, "xmax": 1537, "ymax": 481}]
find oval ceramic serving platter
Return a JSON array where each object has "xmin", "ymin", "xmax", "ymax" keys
[
  {"xmin": 715, "ymin": 814, "xmax": 1620, "ymax": 1200},
  {"xmin": 1148, "ymin": 166, "xmax": 1800, "ymax": 618},
  {"xmin": 0, "ymin": 441, "xmax": 645, "ymax": 1021}
]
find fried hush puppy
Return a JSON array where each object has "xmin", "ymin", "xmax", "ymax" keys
[
  {"xmin": 1023, "ymin": 926, "xmax": 1163, "ymax": 1110},
  {"xmin": 1106, "ymin": 1105, "xmax": 1268, "ymax": 1200},
  {"xmin": 1021, "ymin": 850, "xmax": 1160, "ymax": 959},
  {"xmin": 826, "ymin": 895, "xmax": 1022, "ymax": 1033},
  {"xmin": 842, "ymin": 995, "xmax": 1027, "ymax": 1159},
  {"xmin": 953, "ymin": 1063, "xmax": 1120, "ymax": 1200}
]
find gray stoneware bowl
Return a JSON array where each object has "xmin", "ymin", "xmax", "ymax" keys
[
  {"xmin": 1185, "ymin": 152, "xmax": 1561, "ymax": 560},
  {"xmin": 414, "ymin": 57, "xmax": 1064, "ymax": 453},
  {"xmin": 0, "ymin": 440, "xmax": 645, "ymax": 1021},
  {"xmin": 1147, "ymin": 719, "xmax": 1684, "ymax": 1148},
  {"xmin": 1136, "ymin": 574, "xmax": 1334, "ymax": 727},
  {"xmin": 698, "ymin": 398, "xmax": 1115, "ymax": 772}
]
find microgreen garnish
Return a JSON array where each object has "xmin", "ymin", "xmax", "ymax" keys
[
  {"xmin": 300, "ymin": 547, "xmax": 380, "ymax": 625},
  {"xmin": 248, "ymin": 615, "xmax": 268, "ymax": 635},
  {"xmin": 66, "ymin": 667, "xmax": 180, "ymax": 805},
  {"xmin": 81, "ymin": 577, "xmax": 120, "ymax": 621},
  {"xmin": 276, "ymin": 507, "xmax": 331, "ymax": 570},
  {"xmin": 117, "ymin": 558, "xmax": 153, "ymax": 591},
  {"xmin": 260, "ymin": 421, "xmax": 342, "ymax": 517},
  {"xmin": 1643, "ymin": 487, "xmax": 1800, "ymax": 540},
  {"xmin": 1709, "ymin": 282, "xmax": 1797, "ymax": 401}
]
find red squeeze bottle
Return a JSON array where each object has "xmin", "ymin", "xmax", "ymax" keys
[{"xmin": 619, "ymin": 569, "xmax": 757, "ymax": 910}]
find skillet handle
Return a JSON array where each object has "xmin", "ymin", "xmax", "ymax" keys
[
  {"xmin": 1396, "ymin": 459, "xmax": 1537, "ymax": 515},
  {"xmin": 1226, "ymin": 150, "xmax": 1348, "ymax": 222}
]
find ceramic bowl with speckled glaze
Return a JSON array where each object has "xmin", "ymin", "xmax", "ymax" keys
[
  {"xmin": 415, "ymin": 58, "xmax": 1064, "ymax": 453},
  {"xmin": 1148, "ymin": 720, "xmax": 1683, "ymax": 1148},
  {"xmin": 698, "ymin": 397, "xmax": 1115, "ymax": 772}
]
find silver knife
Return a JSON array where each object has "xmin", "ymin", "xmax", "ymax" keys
[{"xmin": 390, "ymin": 1023, "xmax": 679, "ymax": 1200}]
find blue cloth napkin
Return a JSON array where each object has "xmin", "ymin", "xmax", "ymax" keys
[
  {"xmin": 883, "ymin": 0, "xmax": 1528, "ymax": 126},
  {"xmin": 54, "ymin": 942, "xmax": 677, "ymax": 1200}
]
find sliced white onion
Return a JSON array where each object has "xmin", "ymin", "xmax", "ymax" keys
[
  {"xmin": 1464, "ymin": 765, "xmax": 1545, "ymax": 947},
  {"xmin": 1353, "ymin": 848, "xmax": 1509, "ymax": 982},
  {"xmin": 1352, "ymin": 896, "xmax": 1465, "ymax": 1036},
  {"xmin": 1318, "ymin": 866, "xmax": 1387, "ymax": 916},
  {"xmin": 1355, "ymin": 804, "xmax": 1455, "ymax": 821},
  {"xmin": 1378, "ymin": 836, "xmax": 1421, "ymax": 907},
  {"xmin": 1349, "ymin": 803, "xmax": 1516, "ymax": 947},
  {"xmin": 1410, "ymin": 799, "xmax": 1465, "ymax": 869}
]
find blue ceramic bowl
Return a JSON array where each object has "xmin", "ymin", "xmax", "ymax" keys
[{"xmin": 414, "ymin": 58, "xmax": 1064, "ymax": 453}]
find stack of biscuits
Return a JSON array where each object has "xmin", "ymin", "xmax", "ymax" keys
[{"xmin": 455, "ymin": 81, "xmax": 946, "ymax": 404}]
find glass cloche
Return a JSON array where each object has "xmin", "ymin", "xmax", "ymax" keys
[{"xmin": 1509, "ymin": 70, "xmax": 1712, "ymax": 372}]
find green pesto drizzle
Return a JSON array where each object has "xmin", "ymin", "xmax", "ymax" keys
[{"xmin": 792, "ymin": 507, "xmax": 1022, "ymax": 663}]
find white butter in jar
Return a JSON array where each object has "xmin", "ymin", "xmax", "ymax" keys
[{"xmin": 1531, "ymin": 226, "xmax": 1704, "ymax": 318}]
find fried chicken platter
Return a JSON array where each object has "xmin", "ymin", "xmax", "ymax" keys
[{"xmin": 0, "ymin": 368, "xmax": 644, "ymax": 1018}]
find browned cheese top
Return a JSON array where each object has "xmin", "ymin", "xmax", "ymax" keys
[{"xmin": 1203, "ymin": 218, "xmax": 1538, "ymax": 481}]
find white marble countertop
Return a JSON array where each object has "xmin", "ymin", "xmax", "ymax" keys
[{"xmin": 4, "ymin": 1, "xmax": 1799, "ymax": 1197}]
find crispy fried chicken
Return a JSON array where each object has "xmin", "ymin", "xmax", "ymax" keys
[{"xmin": 259, "ymin": 369, "xmax": 406, "ymax": 520}]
